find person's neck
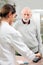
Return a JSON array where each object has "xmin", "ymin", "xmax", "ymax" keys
[{"xmin": 2, "ymin": 18, "xmax": 10, "ymax": 24}]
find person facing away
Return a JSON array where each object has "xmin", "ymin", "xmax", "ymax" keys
[
  {"xmin": 13, "ymin": 7, "xmax": 43, "ymax": 59},
  {"xmin": 0, "ymin": 4, "xmax": 38, "ymax": 65}
]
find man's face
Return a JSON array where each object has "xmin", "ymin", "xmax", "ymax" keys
[{"xmin": 21, "ymin": 9, "xmax": 32, "ymax": 22}]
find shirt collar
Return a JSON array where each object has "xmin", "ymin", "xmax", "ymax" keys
[{"xmin": 22, "ymin": 19, "xmax": 30, "ymax": 24}]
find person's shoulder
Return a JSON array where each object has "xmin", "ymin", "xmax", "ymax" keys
[
  {"xmin": 9, "ymin": 25, "xmax": 16, "ymax": 33},
  {"xmin": 30, "ymin": 17, "xmax": 36, "ymax": 26},
  {"xmin": 9, "ymin": 25, "xmax": 22, "ymax": 37},
  {"xmin": 31, "ymin": 13, "xmax": 40, "ymax": 27}
]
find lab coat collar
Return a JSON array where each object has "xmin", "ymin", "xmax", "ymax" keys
[{"xmin": 1, "ymin": 21, "xmax": 9, "ymax": 25}]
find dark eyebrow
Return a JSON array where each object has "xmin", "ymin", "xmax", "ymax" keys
[{"xmin": 24, "ymin": 14, "xmax": 29, "ymax": 16}]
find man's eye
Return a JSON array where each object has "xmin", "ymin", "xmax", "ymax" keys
[
  {"xmin": 27, "ymin": 14, "xmax": 29, "ymax": 16},
  {"xmin": 24, "ymin": 14, "xmax": 26, "ymax": 15},
  {"xmin": 24, "ymin": 14, "xmax": 29, "ymax": 16}
]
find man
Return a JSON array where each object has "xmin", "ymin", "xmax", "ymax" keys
[{"xmin": 13, "ymin": 7, "xmax": 43, "ymax": 59}]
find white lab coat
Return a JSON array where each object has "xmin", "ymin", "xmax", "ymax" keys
[
  {"xmin": 0, "ymin": 21, "xmax": 35, "ymax": 65},
  {"xmin": 13, "ymin": 13, "xmax": 43, "ymax": 57}
]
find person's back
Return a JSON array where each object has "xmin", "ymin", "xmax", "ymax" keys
[
  {"xmin": 0, "ymin": 4, "xmax": 17, "ymax": 65},
  {"xmin": 0, "ymin": 21, "xmax": 17, "ymax": 65}
]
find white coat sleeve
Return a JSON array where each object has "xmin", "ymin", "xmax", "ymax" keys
[{"xmin": 6, "ymin": 28, "xmax": 36, "ymax": 60}]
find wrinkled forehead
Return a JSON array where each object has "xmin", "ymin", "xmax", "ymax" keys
[{"xmin": 21, "ymin": 8, "xmax": 31, "ymax": 15}]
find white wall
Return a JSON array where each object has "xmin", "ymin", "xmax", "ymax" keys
[
  {"xmin": 0, "ymin": 0, "xmax": 43, "ymax": 15},
  {"xmin": 7, "ymin": 0, "xmax": 43, "ymax": 9},
  {"xmin": 7, "ymin": 0, "xmax": 43, "ymax": 17}
]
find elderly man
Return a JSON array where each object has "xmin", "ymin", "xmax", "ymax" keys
[{"xmin": 13, "ymin": 7, "xmax": 43, "ymax": 59}]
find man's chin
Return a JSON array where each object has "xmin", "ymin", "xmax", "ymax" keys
[{"xmin": 23, "ymin": 19, "xmax": 30, "ymax": 22}]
